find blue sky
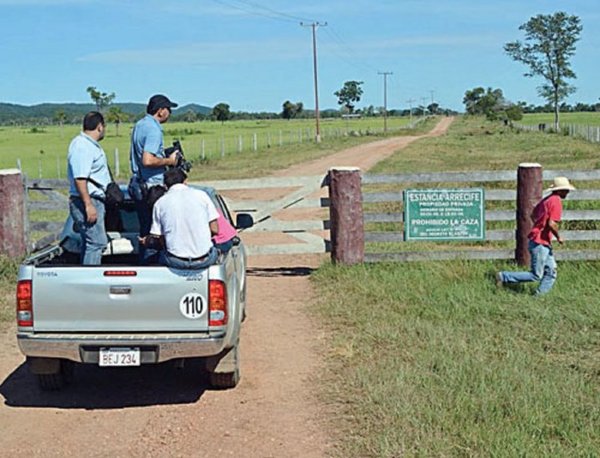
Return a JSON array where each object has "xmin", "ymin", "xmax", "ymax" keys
[{"xmin": 1, "ymin": 0, "xmax": 598, "ymax": 112}]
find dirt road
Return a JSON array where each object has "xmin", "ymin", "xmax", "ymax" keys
[{"xmin": 0, "ymin": 117, "xmax": 453, "ymax": 458}]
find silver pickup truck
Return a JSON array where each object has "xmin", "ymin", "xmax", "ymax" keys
[{"xmin": 16, "ymin": 185, "xmax": 253, "ymax": 391}]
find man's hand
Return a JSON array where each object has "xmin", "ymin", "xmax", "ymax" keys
[
  {"xmin": 556, "ymin": 236, "xmax": 563, "ymax": 245},
  {"xmin": 165, "ymin": 151, "xmax": 179, "ymax": 167},
  {"xmin": 85, "ymin": 202, "xmax": 97, "ymax": 224}
]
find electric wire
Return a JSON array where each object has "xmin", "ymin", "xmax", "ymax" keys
[{"xmin": 209, "ymin": 0, "xmax": 316, "ymax": 23}]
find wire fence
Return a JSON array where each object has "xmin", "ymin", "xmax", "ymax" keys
[{"xmin": 514, "ymin": 122, "xmax": 600, "ymax": 144}]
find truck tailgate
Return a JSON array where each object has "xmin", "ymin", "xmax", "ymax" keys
[{"xmin": 32, "ymin": 266, "xmax": 210, "ymax": 332}]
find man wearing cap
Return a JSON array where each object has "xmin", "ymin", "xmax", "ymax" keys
[
  {"xmin": 496, "ymin": 176, "xmax": 576, "ymax": 295},
  {"xmin": 129, "ymin": 94, "xmax": 179, "ymax": 262}
]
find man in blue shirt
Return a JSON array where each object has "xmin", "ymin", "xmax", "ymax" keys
[
  {"xmin": 129, "ymin": 94, "xmax": 179, "ymax": 262},
  {"xmin": 67, "ymin": 111, "xmax": 110, "ymax": 265}
]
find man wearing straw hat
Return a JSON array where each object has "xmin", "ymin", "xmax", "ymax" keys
[{"xmin": 496, "ymin": 176, "xmax": 576, "ymax": 295}]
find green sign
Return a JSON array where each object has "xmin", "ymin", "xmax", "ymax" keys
[{"xmin": 404, "ymin": 188, "xmax": 485, "ymax": 241}]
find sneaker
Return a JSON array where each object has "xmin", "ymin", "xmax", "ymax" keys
[{"xmin": 495, "ymin": 272, "xmax": 503, "ymax": 287}]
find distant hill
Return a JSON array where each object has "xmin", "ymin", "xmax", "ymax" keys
[{"xmin": 0, "ymin": 102, "xmax": 212, "ymax": 124}]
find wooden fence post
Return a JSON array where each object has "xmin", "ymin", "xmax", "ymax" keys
[
  {"xmin": 0, "ymin": 169, "xmax": 26, "ymax": 257},
  {"xmin": 516, "ymin": 162, "xmax": 542, "ymax": 266},
  {"xmin": 328, "ymin": 167, "xmax": 364, "ymax": 265}
]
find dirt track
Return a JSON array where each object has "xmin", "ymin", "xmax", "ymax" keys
[{"xmin": 0, "ymin": 117, "xmax": 453, "ymax": 457}]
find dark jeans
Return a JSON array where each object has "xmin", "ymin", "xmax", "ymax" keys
[{"xmin": 159, "ymin": 246, "xmax": 218, "ymax": 270}]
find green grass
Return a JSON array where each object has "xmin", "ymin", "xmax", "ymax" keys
[
  {"xmin": 1, "ymin": 116, "xmax": 422, "ymax": 180},
  {"xmin": 313, "ymin": 115, "xmax": 600, "ymax": 456},
  {"xmin": 521, "ymin": 112, "xmax": 600, "ymax": 126},
  {"xmin": 312, "ymin": 260, "xmax": 600, "ymax": 457}
]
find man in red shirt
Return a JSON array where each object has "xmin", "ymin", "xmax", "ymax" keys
[{"xmin": 497, "ymin": 177, "xmax": 575, "ymax": 295}]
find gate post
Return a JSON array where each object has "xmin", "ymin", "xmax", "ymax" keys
[
  {"xmin": 328, "ymin": 167, "xmax": 364, "ymax": 265},
  {"xmin": 516, "ymin": 163, "xmax": 542, "ymax": 266},
  {"xmin": 0, "ymin": 169, "xmax": 26, "ymax": 257}
]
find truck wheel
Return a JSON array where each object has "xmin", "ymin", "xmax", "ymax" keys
[
  {"xmin": 207, "ymin": 344, "xmax": 240, "ymax": 389},
  {"xmin": 37, "ymin": 360, "xmax": 74, "ymax": 391}
]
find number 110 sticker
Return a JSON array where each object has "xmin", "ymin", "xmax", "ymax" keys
[{"xmin": 179, "ymin": 293, "xmax": 205, "ymax": 319}]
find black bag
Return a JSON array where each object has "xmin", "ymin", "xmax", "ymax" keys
[
  {"xmin": 88, "ymin": 164, "xmax": 124, "ymax": 208},
  {"xmin": 104, "ymin": 181, "xmax": 125, "ymax": 207}
]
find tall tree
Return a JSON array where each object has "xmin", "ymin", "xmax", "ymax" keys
[
  {"xmin": 212, "ymin": 103, "xmax": 231, "ymax": 124},
  {"xmin": 106, "ymin": 106, "xmax": 128, "ymax": 136},
  {"xmin": 334, "ymin": 81, "xmax": 364, "ymax": 114},
  {"xmin": 281, "ymin": 100, "xmax": 303, "ymax": 120},
  {"xmin": 86, "ymin": 86, "xmax": 116, "ymax": 112},
  {"xmin": 504, "ymin": 12, "xmax": 582, "ymax": 131}
]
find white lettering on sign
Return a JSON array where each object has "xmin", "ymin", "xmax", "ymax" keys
[{"xmin": 179, "ymin": 293, "xmax": 205, "ymax": 319}]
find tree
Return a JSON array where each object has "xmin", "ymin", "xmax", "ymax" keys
[
  {"xmin": 427, "ymin": 103, "xmax": 439, "ymax": 115},
  {"xmin": 54, "ymin": 109, "xmax": 67, "ymax": 137},
  {"xmin": 212, "ymin": 103, "xmax": 231, "ymax": 123},
  {"xmin": 463, "ymin": 87, "xmax": 505, "ymax": 118},
  {"xmin": 504, "ymin": 12, "xmax": 582, "ymax": 131},
  {"xmin": 281, "ymin": 100, "xmax": 303, "ymax": 120},
  {"xmin": 334, "ymin": 81, "xmax": 364, "ymax": 114},
  {"xmin": 182, "ymin": 109, "xmax": 197, "ymax": 123},
  {"xmin": 86, "ymin": 86, "xmax": 116, "ymax": 113},
  {"xmin": 106, "ymin": 106, "xmax": 128, "ymax": 136}
]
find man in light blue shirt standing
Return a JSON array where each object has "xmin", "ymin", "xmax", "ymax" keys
[
  {"xmin": 67, "ymin": 111, "xmax": 110, "ymax": 265},
  {"xmin": 129, "ymin": 94, "xmax": 179, "ymax": 262}
]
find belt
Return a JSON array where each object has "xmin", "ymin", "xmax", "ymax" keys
[
  {"xmin": 70, "ymin": 195, "xmax": 105, "ymax": 203},
  {"xmin": 166, "ymin": 251, "xmax": 210, "ymax": 262}
]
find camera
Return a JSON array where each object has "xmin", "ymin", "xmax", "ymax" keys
[{"xmin": 164, "ymin": 140, "xmax": 192, "ymax": 173}]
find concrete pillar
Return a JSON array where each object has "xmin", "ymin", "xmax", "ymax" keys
[
  {"xmin": 516, "ymin": 163, "xmax": 543, "ymax": 266},
  {"xmin": 328, "ymin": 167, "xmax": 364, "ymax": 265},
  {"xmin": 0, "ymin": 169, "xmax": 26, "ymax": 257}
]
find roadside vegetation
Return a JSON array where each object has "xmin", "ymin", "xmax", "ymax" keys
[
  {"xmin": 0, "ymin": 256, "xmax": 18, "ymax": 324},
  {"xmin": 313, "ymin": 115, "xmax": 600, "ymax": 456},
  {"xmin": 1, "ymin": 116, "xmax": 430, "ymax": 181}
]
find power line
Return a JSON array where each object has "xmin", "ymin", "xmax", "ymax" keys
[{"xmin": 210, "ymin": 0, "xmax": 316, "ymax": 23}]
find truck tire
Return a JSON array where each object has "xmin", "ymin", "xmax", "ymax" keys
[
  {"xmin": 207, "ymin": 343, "xmax": 240, "ymax": 389},
  {"xmin": 37, "ymin": 360, "xmax": 74, "ymax": 391}
]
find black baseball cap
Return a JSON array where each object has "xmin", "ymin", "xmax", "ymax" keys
[{"xmin": 147, "ymin": 94, "xmax": 178, "ymax": 114}]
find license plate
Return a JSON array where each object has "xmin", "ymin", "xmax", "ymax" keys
[{"xmin": 99, "ymin": 347, "xmax": 141, "ymax": 367}]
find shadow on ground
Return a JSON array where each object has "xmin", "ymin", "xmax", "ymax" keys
[
  {"xmin": 246, "ymin": 267, "xmax": 315, "ymax": 277},
  {"xmin": 0, "ymin": 359, "xmax": 209, "ymax": 409}
]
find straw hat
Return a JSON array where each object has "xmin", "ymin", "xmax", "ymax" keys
[{"xmin": 545, "ymin": 176, "xmax": 576, "ymax": 193}]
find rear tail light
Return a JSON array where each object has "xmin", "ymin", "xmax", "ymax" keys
[
  {"xmin": 16, "ymin": 280, "xmax": 33, "ymax": 327},
  {"xmin": 104, "ymin": 270, "xmax": 137, "ymax": 277},
  {"xmin": 208, "ymin": 280, "xmax": 228, "ymax": 326}
]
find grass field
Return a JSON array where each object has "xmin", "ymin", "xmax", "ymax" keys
[
  {"xmin": 1, "ymin": 115, "xmax": 418, "ymax": 180},
  {"xmin": 521, "ymin": 112, "xmax": 600, "ymax": 126},
  {"xmin": 312, "ymin": 116, "xmax": 600, "ymax": 456}
]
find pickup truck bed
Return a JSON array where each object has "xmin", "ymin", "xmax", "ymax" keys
[{"xmin": 16, "ymin": 186, "xmax": 252, "ymax": 391}]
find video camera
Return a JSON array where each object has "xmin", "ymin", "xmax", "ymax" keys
[{"xmin": 164, "ymin": 140, "xmax": 192, "ymax": 173}]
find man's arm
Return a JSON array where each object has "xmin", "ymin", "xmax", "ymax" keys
[
  {"xmin": 209, "ymin": 219, "xmax": 219, "ymax": 236},
  {"xmin": 142, "ymin": 151, "xmax": 177, "ymax": 168},
  {"xmin": 548, "ymin": 219, "xmax": 563, "ymax": 244},
  {"xmin": 74, "ymin": 178, "xmax": 97, "ymax": 224}
]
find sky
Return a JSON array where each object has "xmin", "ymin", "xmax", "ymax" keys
[{"xmin": 0, "ymin": 0, "xmax": 598, "ymax": 113}]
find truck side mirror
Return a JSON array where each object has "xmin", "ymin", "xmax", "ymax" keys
[{"xmin": 235, "ymin": 213, "xmax": 254, "ymax": 230}]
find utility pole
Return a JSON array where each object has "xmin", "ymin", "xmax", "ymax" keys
[
  {"xmin": 378, "ymin": 71, "xmax": 393, "ymax": 133},
  {"xmin": 301, "ymin": 21, "xmax": 327, "ymax": 143},
  {"xmin": 406, "ymin": 98, "xmax": 416, "ymax": 124},
  {"xmin": 421, "ymin": 97, "xmax": 428, "ymax": 116}
]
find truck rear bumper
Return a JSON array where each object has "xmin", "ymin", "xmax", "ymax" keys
[{"xmin": 17, "ymin": 331, "xmax": 227, "ymax": 364}]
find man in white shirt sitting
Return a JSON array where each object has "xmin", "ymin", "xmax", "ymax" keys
[{"xmin": 141, "ymin": 167, "xmax": 219, "ymax": 269}]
